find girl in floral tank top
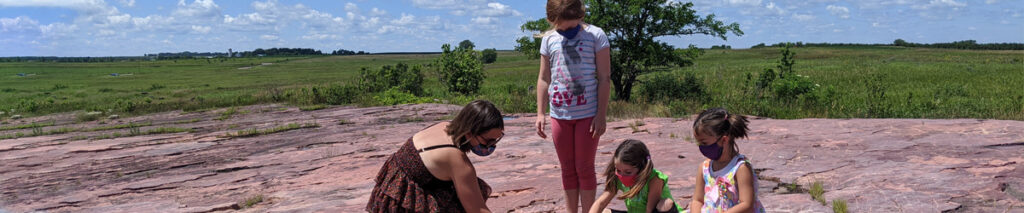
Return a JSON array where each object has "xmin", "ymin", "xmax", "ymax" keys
[{"xmin": 689, "ymin": 108, "xmax": 765, "ymax": 212}]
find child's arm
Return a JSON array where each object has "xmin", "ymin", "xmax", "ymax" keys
[
  {"xmin": 590, "ymin": 46, "xmax": 611, "ymax": 139},
  {"xmin": 645, "ymin": 176, "xmax": 666, "ymax": 213},
  {"xmin": 588, "ymin": 187, "xmax": 617, "ymax": 213},
  {"xmin": 535, "ymin": 54, "xmax": 551, "ymax": 139},
  {"xmin": 724, "ymin": 163, "xmax": 755, "ymax": 213},
  {"xmin": 689, "ymin": 166, "xmax": 705, "ymax": 211}
]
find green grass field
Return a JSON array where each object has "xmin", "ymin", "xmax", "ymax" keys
[{"xmin": 1, "ymin": 47, "xmax": 1021, "ymax": 121}]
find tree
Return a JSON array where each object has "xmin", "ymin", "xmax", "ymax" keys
[
  {"xmin": 458, "ymin": 40, "xmax": 476, "ymax": 50},
  {"xmin": 481, "ymin": 48, "xmax": 498, "ymax": 64},
  {"xmin": 893, "ymin": 39, "xmax": 908, "ymax": 46},
  {"xmin": 435, "ymin": 44, "xmax": 485, "ymax": 95},
  {"xmin": 514, "ymin": 18, "xmax": 551, "ymax": 59},
  {"xmin": 584, "ymin": 0, "xmax": 743, "ymax": 101}
]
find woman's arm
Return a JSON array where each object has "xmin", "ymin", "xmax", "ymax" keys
[
  {"xmin": 724, "ymin": 163, "xmax": 755, "ymax": 213},
  {"xmin": 589, "ymin": 187, "xmax": 617, "ymax": 213},
  {"xmin": 590, "ymin": 47, "xmax": 611, "ymax": 139},
  {"xmin": 536, "ymin": 55, "xmax": 551, "ymax": 139},
  {"xmin": 449, "ymin": 151, "xmax": 491, "ymax": 213},
  {"xmin": 689, "ymin": 166, "xmax": 705, "ymax": 211}
]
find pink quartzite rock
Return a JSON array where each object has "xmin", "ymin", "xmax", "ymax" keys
[{"xmin": 0, "ymin": 104, "xmax": 1021, "ymax": 212}]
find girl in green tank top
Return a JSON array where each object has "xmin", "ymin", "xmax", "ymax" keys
[{"xmin": 589, "ymin": 140, "xmax": 683, "ymax": 213}]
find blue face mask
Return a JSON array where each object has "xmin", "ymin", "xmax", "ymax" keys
[
  {"xmin": 469, "ymin": 133, "xmax": 501, "ymax": 156},
  {"xmin": 557, "ymin": 24, "xmax": 582, "ymax": 39},
  {"xmin": 471, "ymin": 144, "xmax": 496, "ymax": 156}
]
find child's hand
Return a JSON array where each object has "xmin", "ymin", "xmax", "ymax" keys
[
  {"xmin": 535, "ymin": 115, "xmax": 547, "ymax": 139},
  {"xmin": 590, "ymin": 116, "xmax": 606, "ymax": 139}
]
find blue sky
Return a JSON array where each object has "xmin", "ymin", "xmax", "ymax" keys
[{"xmin": 0, "ymin": 0, "xmax": 1021, "ymax": 57}]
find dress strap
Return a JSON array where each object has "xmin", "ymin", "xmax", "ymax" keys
[{"xmin": 417, "ymin": 144, "xmax": 459, "ymax": 153}]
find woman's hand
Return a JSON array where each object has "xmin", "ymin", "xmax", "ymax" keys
[{"xmin": 535, "ymin": 115, "xmax": 547, "ymax": 139}]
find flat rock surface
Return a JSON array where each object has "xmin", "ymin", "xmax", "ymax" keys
[{"xmin": 1, "ymin": 104, "xmax": 1022, "ymax": 212}]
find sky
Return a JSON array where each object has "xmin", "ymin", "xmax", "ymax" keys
[{"xmin": 0, "ymin": 0, "xmax": 1021, "ymax": 57}]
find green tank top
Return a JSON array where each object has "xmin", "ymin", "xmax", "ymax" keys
[{"xmin": 614, "ymin": 168, "xmax": 684, "ymax": 213}]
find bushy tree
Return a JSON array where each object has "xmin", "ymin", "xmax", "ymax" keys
[
  {"xmin": 458, "ymin": 40, "xmax": 476, "ymax": 50},
  {"xmin": 481, "ymin": 48, "xmax": 498, "ymax": 64},
  {"xmin": 584, "ymin": 0, "xmax": 742, "ymax": 100},
  {"xmin": 514, "ymin": 18, "xmax": 550, "ymax": 59},
  {"xmin": 435, "ymin": 44, "xmax": 484, "ymax": 95}
]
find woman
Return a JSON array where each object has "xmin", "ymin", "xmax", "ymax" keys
[{"xmin": 367, "ymin": 100, "xmax": 504, "ymax": 213}]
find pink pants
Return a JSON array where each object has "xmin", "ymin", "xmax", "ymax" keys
[{"xmin": 551, "ymin": 117, "xmax": 599, "ymax": 190}]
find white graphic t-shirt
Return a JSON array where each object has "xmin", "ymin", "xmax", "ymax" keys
[{"xmin": 539, "ymin": 24, "xmax": 610, "ymax": 120}]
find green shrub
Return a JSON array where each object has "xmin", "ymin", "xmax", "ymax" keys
[
  {"xmin": 832, "ymin": 199, "xmax": 848, "ymax": 213},
  {"xmin": 373, "ymin": 88, "xmax": 431, "ymax": 106},
  {"xmin": 358, "ymin": 63, "xmax": 424, "ymax": 95},
  {"xmin": 436, "ymin": 44, "xmax": 484, "ymax": 95},
  {"xmin": 115, "ymin": 99, "xmax": 136, "ymax": 112},
  {"xmin": 18, "ymin": 99, "xmax": 39, "ymax": 113},
  {"xmin": 294, "ymin": 84, "xmax": 361, "ymax": 105},
  {"xmin": 637, "ymin": 71, "xmax": 707, "ymax": 102},
  {"xmin": 481, "ymin": 48, "xmax": 498, "ymax": 64},
  {"xmin": 809, "ymin": 181, "xmax": 826, "ymax": 205},
  {"xmin": 773, "ymin": 74, "xmax": 817, "ymax": 99}
]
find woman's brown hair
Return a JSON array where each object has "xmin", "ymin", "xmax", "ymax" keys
[
  {"xmin": 601, "ymin": 139, "xmax": 654, "ymax": 200},
  {"xmin": 445, "ymin": 100, "xmax": 504, "ymax": 152},
  {"xmin": 692, "ymin": 107, "xmax": 749, "ymax": 154}
]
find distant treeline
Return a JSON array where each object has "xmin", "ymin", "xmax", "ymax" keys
[
  {"xmin": 330, "ymin": 49, "xmax": 370, "ymax": 55},
  {"xmin": 0, "ymin": 47, "xmax": 372, "ymax": 62},
  {"xmin": 0, "ymin": 56, "xmax": 148, "ymax": 63},
  {"xmin": 750, "ymin": 39, "xmax": 1024, "ymax": 50}
]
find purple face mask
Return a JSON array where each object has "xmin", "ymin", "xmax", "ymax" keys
[{"xmin": 699, "ymin": 137, "xmax": 724, "ymax": 161}]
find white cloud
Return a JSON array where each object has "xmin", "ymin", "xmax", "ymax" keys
[
  {"xmin": 0, "ymin": 0, "xmax": 102, "ymax": 8},
  {"xmin": 370, "ymin": 8, "xmax": 387, "ymax": 16},
  {"xmin": 826, "ymin": 5, "xmax": 850, "ymax": 19},
  {"xmin": 912, "ymin": 0, "xmax": 967, "ymax": 10},
  {"xmin": 409, "ymin": 0, "xmax": 461, "ymax": 9},
  {"xmin": 118, "ymin": 0, "xmax": 135, "ymax": 7},
  {"xmin": 471, "ymin": 17, "xmax": 497, "ymax": 25},
  {"xmin": 191, "ymin": 25, "xmax": 211, "ymax": 34},
  {"xmin": 1, "ymin": 16, "xmax": 39, "ymax": 32},
  {"xmin": 727, "ymin": 0, "xmax": 762, "ymax": 6},
  {"xmin": 764, "ymin": 2, "xmax": 786, "ymax": 15},
  {"xmin": 476, "ymin": 2, "xmax": 521, "ymax": 17},
  {"xmin": 986, "ymin": 0, "xmax": 999, "ymax": 4},
  {"xmin": 392, "ymin": 13, "xmax": 416, "ymax": 25},
  {"xmin": 173, "ymin": 0, "xmax": 222, "ymax": 20},
  {"xmin": 409, "ymin": 0, "xmax": 521, "ymax": 17},
  {"xmin": 344, "ymin": 2, "xmax": 358, "ymax": 12},
  {"xmin": 301, "ymin": 33, "xmax": 336, "ymax": 40},
  {"xmin": 40, "ymin": 22, "xmax": 78, "ymax": 38},
  {"xmin": 792, "ymin": 13, "xmax": 815, "ymax": 21},
  {"xmin": 259, "ymin": 34, "xmax": 278, "ymax": 40}
]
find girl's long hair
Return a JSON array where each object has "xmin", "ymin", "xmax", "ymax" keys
[
  {"xmin": 601, "ymin": 139, "xmax": 655, "ymax": 200},
  {"xmin": 535, "ymin": 0, "xmax": 587, "ymax": 38}
]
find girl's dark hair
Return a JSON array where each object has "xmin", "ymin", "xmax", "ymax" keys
[
  {"xmin": 692, "ymin": 107, "xmax": 749, "ymax": 154},
  {"xmin": 601, "ymin": 139, "xmax": 654, "ymax": 200},
  {"xmin": 445, "ymin": 100, "xmax": 504, "ymax": 152}
]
